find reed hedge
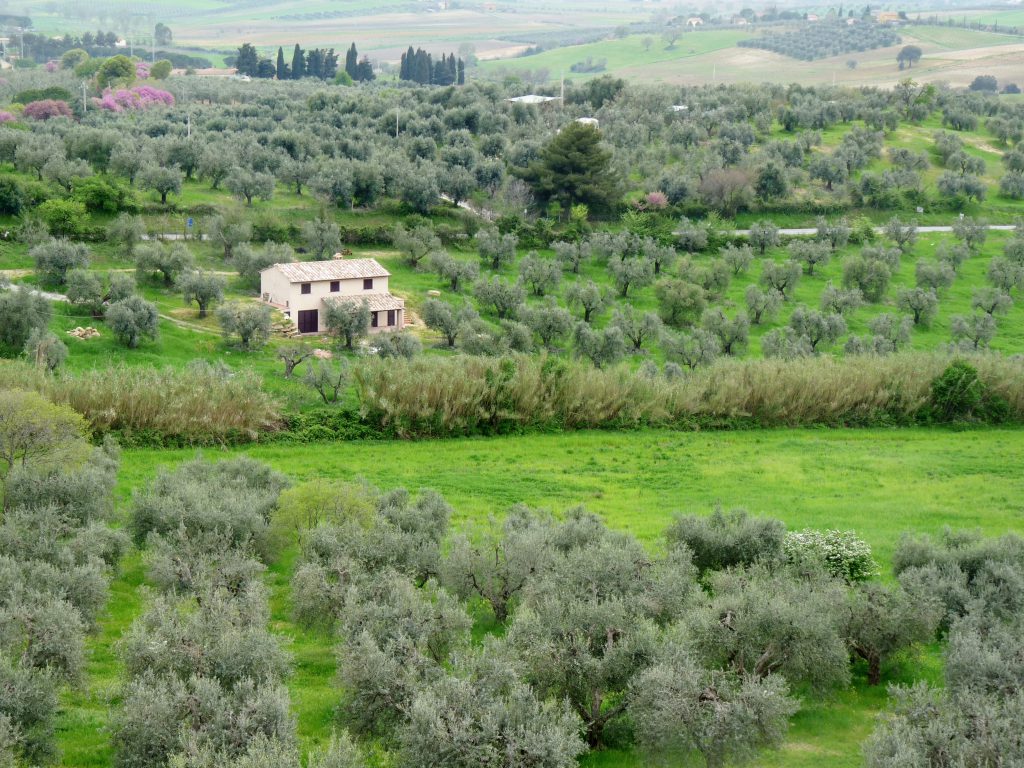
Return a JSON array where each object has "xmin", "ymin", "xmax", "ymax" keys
[
  {"xmin": 353, "ymin": 353, "xmax": 1024, "ymax": 437},
  {"xmin": 0, "ymin": 361, "xmax": 282, "ymax": 444}
]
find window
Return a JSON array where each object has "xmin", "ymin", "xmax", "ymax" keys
[
  {"xmin": 300, "ymin": 283, "xmax": 311, "ymax": 295},
  {"xmin": 371, "ymin": 312, "xmax": 379, "ymax": 328},
  {"xmin": 387, "ymin": 309, "xmax": 396, "ymax": 327},
  {"xmin": 363, "ymin": 278, "xmax": 373, "ymax": 290},
  {"xmin": 330, "ymin": 281, "xmax": 340, "ymax": 293}
]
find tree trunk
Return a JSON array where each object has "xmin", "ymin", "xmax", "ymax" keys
[{"xmin": 867, "ymin": 655, "xmax": 881, "ymax": 686}]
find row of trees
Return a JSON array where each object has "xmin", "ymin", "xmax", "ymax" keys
[
  {"xmin": 737, "ymin": 20, "xmax": 900, "ymax": 61},
  {"xmin": 2, "ymin": 69, "xmax": 1021, "ymax": 230},
  {"xmin": 399, "ymin": 47, "xmax": 466, "ymax": 86},
  {"xmin": 0, "ymin": 399, "xmax": 125, "ymax": 766},
  {"xmin": 282, "ymin": 473, "xmax": 1011, "ymax": 765},
  {"xmin": 112, "ymin": 456, "xmax": 362, "ymax": 768},
  {"xmin": 235, "ymin": 42, "xmax": 341, "ymax": 81}
]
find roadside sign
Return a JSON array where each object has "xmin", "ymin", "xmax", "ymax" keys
[{"xmin": 186, "ymin": 217, "xmax": 194, "ymax": 229}]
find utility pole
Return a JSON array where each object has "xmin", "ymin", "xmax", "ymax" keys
[
  {"xmin": 82, "ymin": 82, "xmax": 87, "ymax": 113},
  {"xmin": 560, "ymin": 70, "xmax": 564, "ymax": 106},
  {"xmin": 187, "ymin": 112, "xmax": 191, "ymax": 139}
]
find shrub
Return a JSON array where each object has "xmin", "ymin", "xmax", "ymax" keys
[{"xmin": 784, "ymin": 529, "xmax": 878, "ymax": 582}]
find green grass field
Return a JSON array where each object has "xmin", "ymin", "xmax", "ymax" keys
[
  {"xmin": 479, "ymin": 25, "xmax": 1024, "ymax": 88},
  {"xmin": 51, "ymin": 426, "xmax": 1024, "ymax": 768}
]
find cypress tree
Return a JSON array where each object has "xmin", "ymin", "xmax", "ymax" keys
[
  {"xmin": 291, "ymin": 43, "xmax": 304, "ymax": 79},
  {"xmin": 457, "ymin": 57, "xmax": 465, "ymax": 85},
  {"xmin": 276, "ymin": 46, "xmax": 287, "ymax": 79},
  {"xmin": 346, "ymin": 43, "xmax": 358, "ymax": 79},
  {"xmin": 399, "ymin": 52, "xmax": 408, "ymax": 80}
]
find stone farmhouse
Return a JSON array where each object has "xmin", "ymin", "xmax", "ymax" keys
[{"xmin": 260, "ymin": 258, "xmax": 405, "ymax": 335}]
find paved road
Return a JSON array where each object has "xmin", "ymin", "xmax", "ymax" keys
[
  {"xmin": 725, "ymin": 224, "xmax": 1018, "ymax": 236},
  {"xmin": 141, "ymin": 233, "xmax": 210, "ymax": 241}
]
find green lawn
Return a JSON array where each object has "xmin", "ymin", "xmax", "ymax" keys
[{"xmin": 53, "ymin": 426, "xmax": 1022, "ymax": 768}]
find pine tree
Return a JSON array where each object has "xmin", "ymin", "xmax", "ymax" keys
[
  {"xmin": 308, "ymin": 48, "xmax": 324, "ymax": 78},
  {"xmin": 276, "ymin": 46, "xmax": 287, "ymax": 79},
  {"xmin": 323, "ymin": 48, "xmax": 339, "ymax": 80},
  {"xmin": 355, "ymin": 56, "xmax": 375, "ymax": 82},
  {"xmin": 291, "ymin": 43, "xmax": 304, "ymax": 79},
  {"xmin": 235, "ymin": 43, "xmax": 259, "ymax": 76}
]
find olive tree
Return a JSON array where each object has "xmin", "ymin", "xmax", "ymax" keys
[
  {"xmin": 565, "ymin": 280, "xmax": 608, "ymax": 323},
  {"xmin": 216, "ymin": 302, "xmax": 273, "ymax": 350},
  {"xmin": 700, "ymin": 308, "xmax": 749, "ymax": 356},
  {"xmin": 210, "ymin": 214, "xmax": 254, "ymax": 261},
  {"xmin": 429, "ymin": 251, "xmax": 478, "ymax": 292},
  {"xmin": 473, "ymin": 277, "xmax": 526, "ymax": 319},
  {"xmin": 0, "ymin": 390, "xmax": 88, "ymax": 477},
  {"xmin": 748, "ymin": 220, "xmax": 780, "ymax": 255},
  {"xmin": 971, "ymin": 287, "xmax": 1012, "ymax": 317},
  {"xmin": 573, "ymin": 323, "xmax": 626, "ymax": 368},
  {"xmin": 135, "ymin": 242, "xmax": 195, "ymax": 286},
  {"xmin": 760, "ymin": 260, "xmax": 801, "ymax": 300},
  {"xmin": 178, "ymin": 271, "xmax": 226, "ymax": 319},
  {"xmin": 843, "ymin": 583, "xmax": 941, "ymax": 686},
  {"xmin": 399, "ymin": 670, "xmax": 584, "ymax": 768},
  {"xmin": 788, "ymin": 306, "xmax": 847, "ymax": 353},
  {"xmin": 325, "ymin": 300, "xmax": 371, "ymax": 349},
  {"xmin": 0, "ymin": 287, "xmax": 52, "ymax": 355},
  {"xmin": 789, "ymin": 240, "xmax": 831, "ymax": 276},
  {"xmin": 31, "ymin": 239, "xmax": 90, "ymax": 287},
  {"xmin": 744, "ymin": 285, "xmax": 782, "ymax": 325},
  {"xmin": 665, "ymin": 508, "xmax": 785, "ymax": 574},
  {"xmin": 518, "ymin": 253, "xmax": 561, "ymax": 297},
  {"xmin": 441, "ymin": 506, "xmax": 555, "ymax": 623},
  {"xmin": 655, "ymin": 279, "xmax": 705, "ymax": 327},
  {"xmin": 897, "ymin": 287, "xmax": 939, "ymax": 326},
  {"xmin": 105, "ymin": 296, "xmax": 159, "ymax": 348},
  {"xmin": 883, "ymin": 217, "xmax": 917, "ymax": 254},
  {"xmin": 611, "ymin": 305, "xmax": 663, "ymax": 352},
  {"xmin": 630, "ymin": 644, "xmax": 798, "ymax": 768},
  {"xmin": 393, "ymin": 224, "xmax": 442, "ymax": 270},
  {"xmin": 684, "ymin": 565, "xmax": 850, "ymax": 693},
  {"xmin": 422, "ymin": 299, "xmax": 478, "ymax": 347},
  {"xmin": 476, "ymin": 227, "xmax": 518, "ymax": 271},
  {"xmin": 608, "ymin": 256, "xmax": 655, "ymax": 297}
]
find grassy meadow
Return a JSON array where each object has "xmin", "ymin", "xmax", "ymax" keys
[
  {"xmin": 50, "ymin": 426, "xmax": 1024, "ymax": 768},
  {"xmin": 481, "ymin": 25, "xmax": 1024, "ymax": 88}
]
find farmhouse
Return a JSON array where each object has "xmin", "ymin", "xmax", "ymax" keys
[{"xmin": 260, "ymin": 258, "xmax": 405, "ymax": 335}]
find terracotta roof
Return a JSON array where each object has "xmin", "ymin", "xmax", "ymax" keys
[
  {"xmin": 266, "ymin": 258, "xmax": 390, "ymax": 283},
  {"xmin": 324, "ymin": 293, "xmax": 405, "ymax": 312}
]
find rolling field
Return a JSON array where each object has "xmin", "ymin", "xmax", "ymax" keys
[
  {"xmin": 481, "ymin": 25, "xmax": 1024, "ymax": 88},
  {"xmin": 53, "ymin": 427, "xmax": 1024, "ymax": 768}
]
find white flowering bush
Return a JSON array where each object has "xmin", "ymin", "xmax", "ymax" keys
[{"xmin": 784, "ymin": 529, "xmax": 878, "ymax": 582}]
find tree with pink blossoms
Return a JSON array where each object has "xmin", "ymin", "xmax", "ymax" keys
[
  {"xmin": 95, "ymin": 86, "xmax": 174, "ymax": 112},
  {"xmin": 22, "ymin": 100, "xmax": 73, "ymax": 121}
]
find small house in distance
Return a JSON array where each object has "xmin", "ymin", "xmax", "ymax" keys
[{"xmin": 260, "ymin": 258, "xmax": 405, "ymax": 335}]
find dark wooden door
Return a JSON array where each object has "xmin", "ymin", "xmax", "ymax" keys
[{"xmin": 297, "ymin": 309, "xmax": 318, "ymax": 334}]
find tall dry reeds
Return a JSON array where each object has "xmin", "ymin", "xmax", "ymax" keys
[
  {"xmin": 0, "ymin": 361, "xmax": 281, "ymax": 442},
  {"xmin": 354, "ymin": 353, "xmax": 1024, "ymax": 437}
]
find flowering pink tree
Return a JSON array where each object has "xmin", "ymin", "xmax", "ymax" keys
[
  {"xmin": 95, "ymin": 85, "xmax": 175, "ymax": 112},
  {"xmin": 45, "ymin": 60, "xmax": 59, "ymax": 73},
  {"xmin": 644, "ymin": 191, "xmax": 669, "ymax": 210},
  {"xmin": 135, "ymin": 61, "xmax": 151, "ymax": 79},
  {"xmin": 22, "ymin": 100, "xmax": 73, "ymax": 120},
  {"xmin": 0, "ymin": 112, "xmax": 15, "ymax": 123}
]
